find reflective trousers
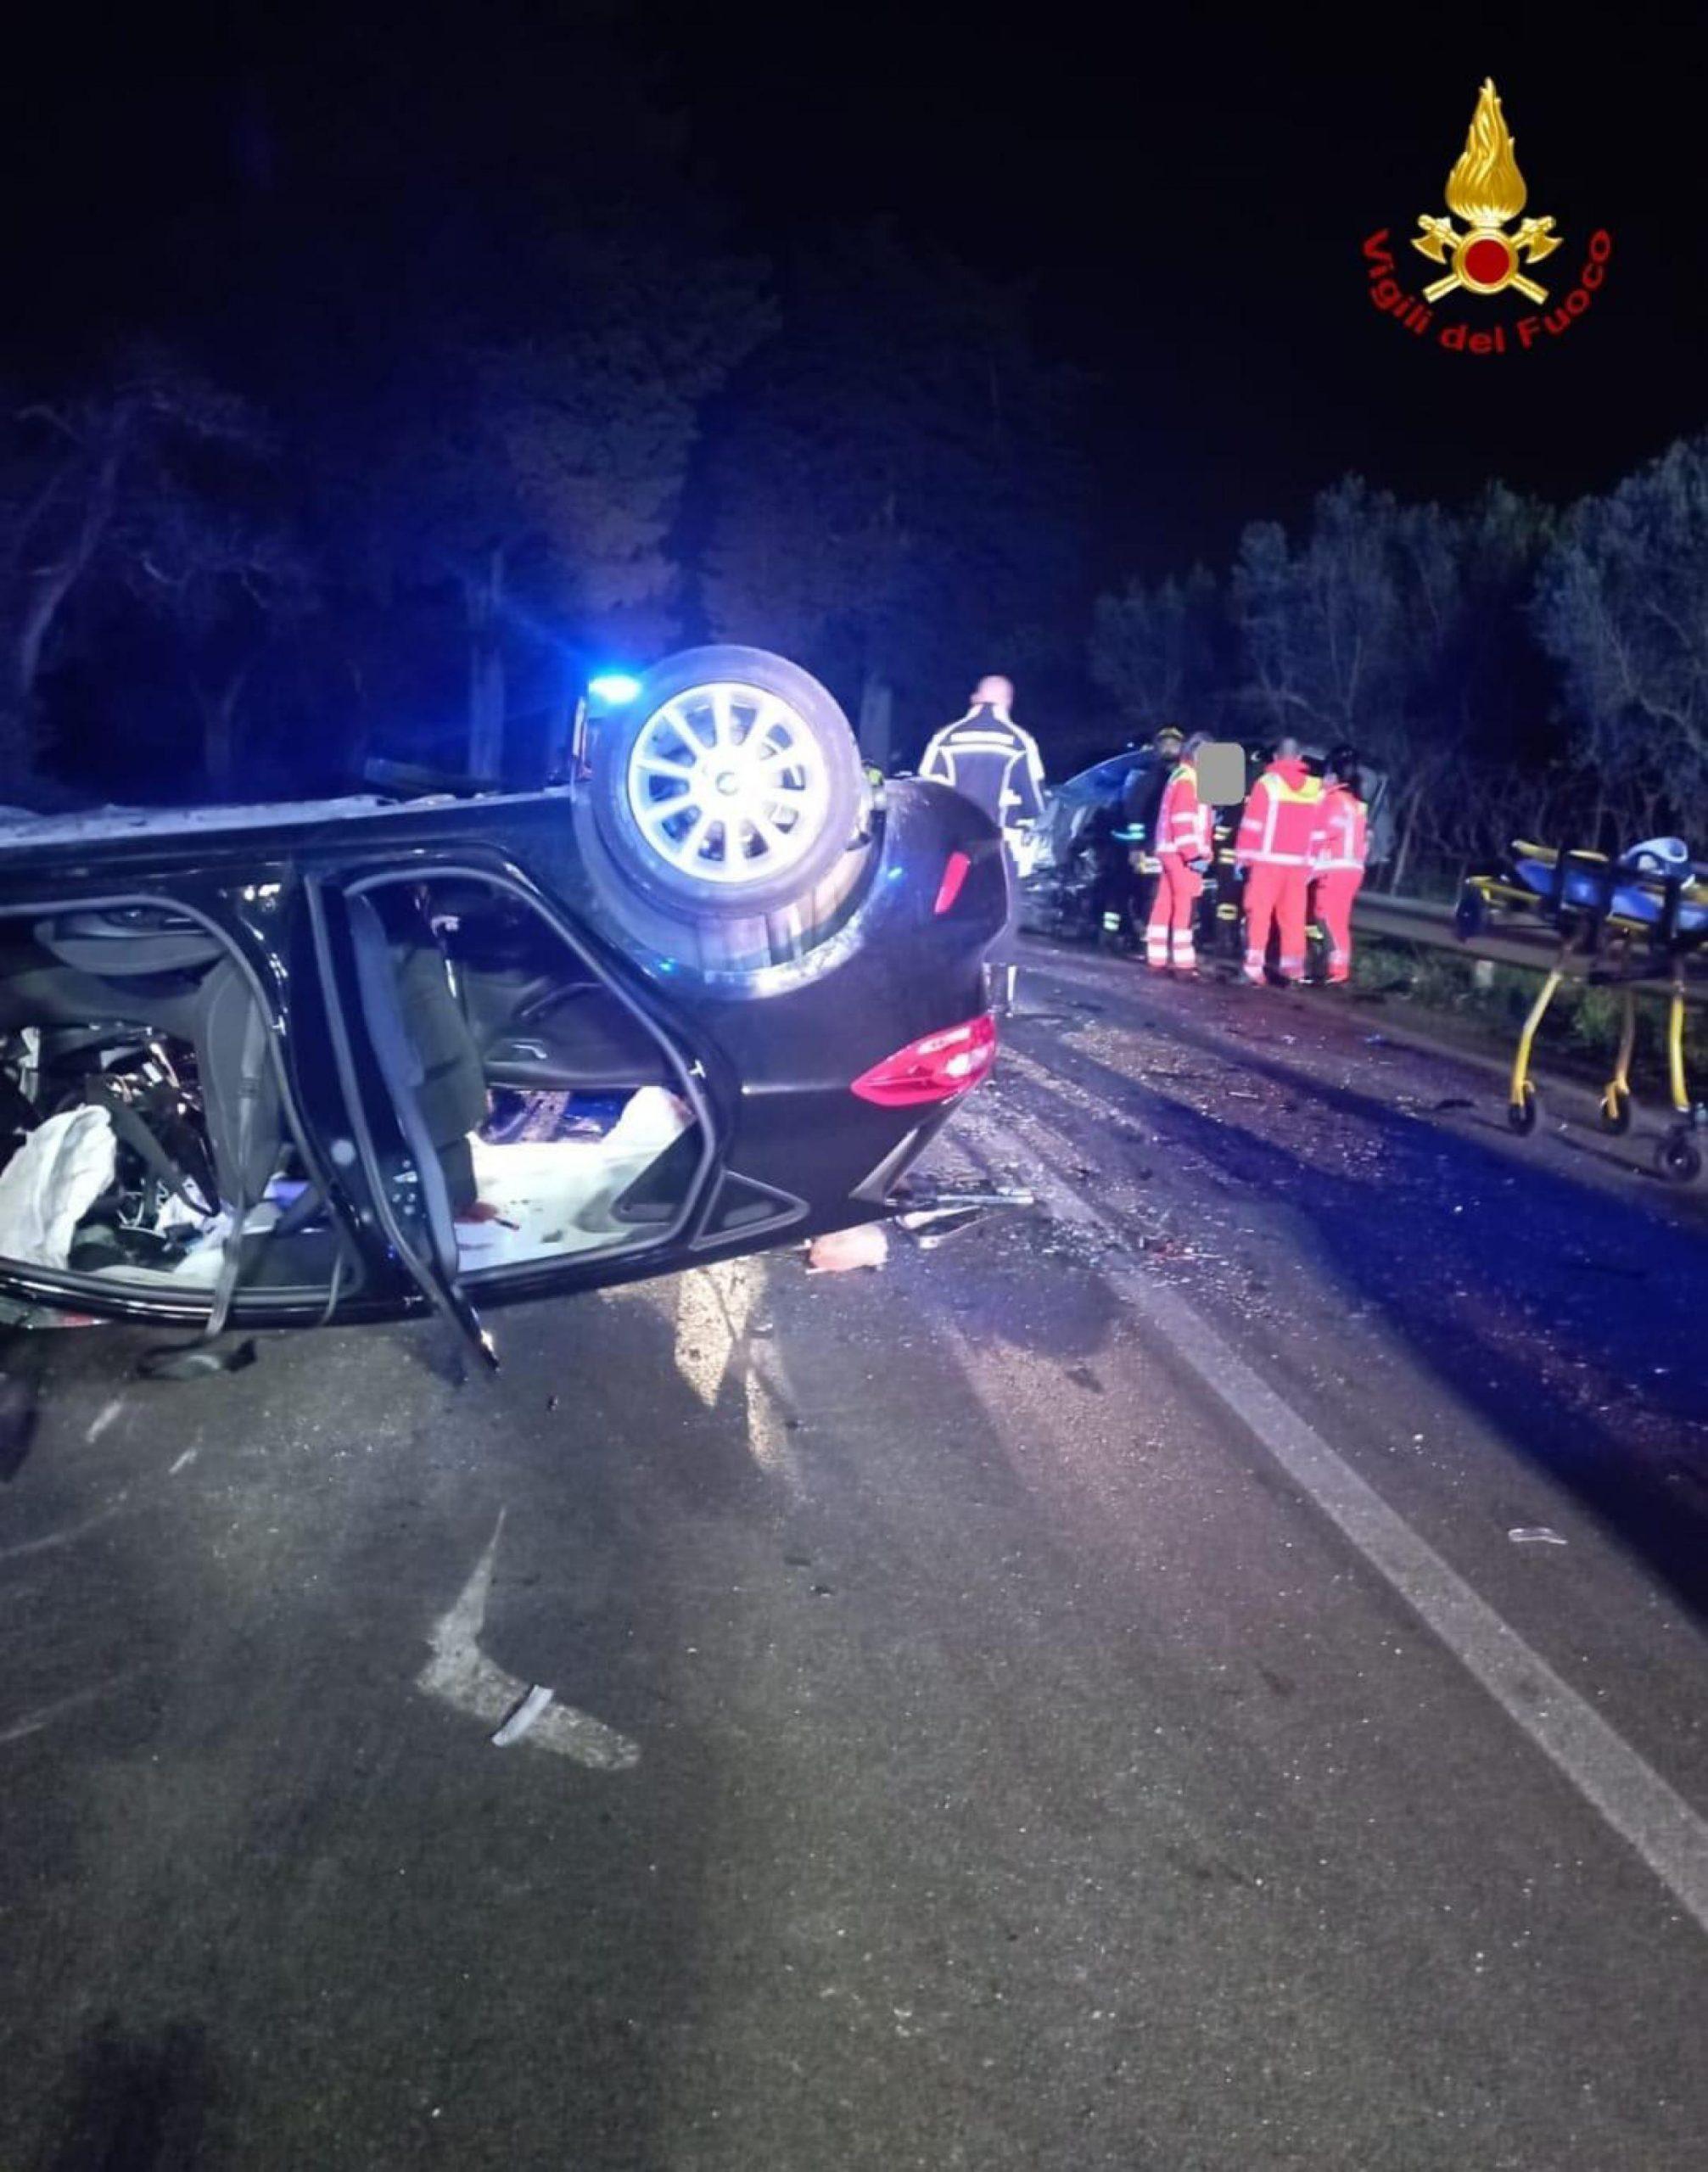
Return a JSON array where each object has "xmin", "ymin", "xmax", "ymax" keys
[
  {"xmin": 1312, "ymin": 869, "xmax": 1363, "ymax": 982},
  {"xmin": 1243, "ymin": 861, "xmax": 1309, "ymax": 982},
  {"xmin": 1145, "ymin": 855, "xmax": 1203, "ymax": 969}
]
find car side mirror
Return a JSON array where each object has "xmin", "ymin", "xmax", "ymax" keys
[{"xmin": 1196, "ymin": 743, "xmax": 1247, "ymax": 806}]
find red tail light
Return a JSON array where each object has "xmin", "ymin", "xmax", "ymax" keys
[
  {"xmin": 850, "ymin": 1013, "xmax": 999, "ymax": 1107},
  {"xmin": 933, "ymin": 851, "xmax": 972, "ymax": 915}
]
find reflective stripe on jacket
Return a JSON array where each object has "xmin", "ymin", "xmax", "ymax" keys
[
  {"xmin": 1156, "ymin": 761, "xmax": 1211, "ymax": 859},
  {"xmin": 1312, "ymin": 784, "xmax": 1369, "ymax": 872},
  {"xmin": 919, "ymin": 706, "xmax": 1045, "ymax": 830},
  {"xmin": 1235, "ymin": 759, "xmax": 1322, "ymax": 866}
]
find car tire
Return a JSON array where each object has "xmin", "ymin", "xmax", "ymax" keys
[{"xmin": 587, "ymin": 647, "xmax": 865, "ymax": 924}]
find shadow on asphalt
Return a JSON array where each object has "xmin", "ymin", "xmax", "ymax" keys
[
  {"xmin": 0, "ymin": 1301, "xmax": 720, "ymax": 2172},
  {"xmin": 1006, "ymin": 999, "xmax": 1708, "ymax": 1625},
  {"xmin": 32, "ymin": 2017, "xmax": 213, "ymax": 2172}
]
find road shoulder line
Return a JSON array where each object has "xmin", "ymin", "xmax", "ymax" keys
[{"xmin": 973, "ymin": 1100, "xmax": 1708, "ymax": 1934}]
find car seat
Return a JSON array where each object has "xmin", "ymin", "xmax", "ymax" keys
[
  {"xmin": 358, "ymin": 890, "xmax": 488, "ymax": 1215},
  {"xmin": 23, "ymin": 914, "xmax": 283, "ymax": 1221}
]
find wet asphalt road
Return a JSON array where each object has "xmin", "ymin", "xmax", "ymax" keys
[{"xmin": 3, "ymin": 941, "xmax": 1706, "ymax": 2170}]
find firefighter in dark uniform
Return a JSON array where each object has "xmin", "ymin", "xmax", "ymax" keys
[
  {"xmin": 1109, "ymin": 724, "xmax": 1185, "ymax": 948},
  {"xmin": 920, "ymin": 675, "xmax": 1046, "ymax": 1011}
]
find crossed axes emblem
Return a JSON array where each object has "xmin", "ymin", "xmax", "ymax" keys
[{"xmin": 1412, "ymin": 213, "xmax": 1561, "ymax": 304}]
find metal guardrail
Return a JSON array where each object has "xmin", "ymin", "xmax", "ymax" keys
[{"xmin": 1352, "ymin": 890, "xmax": 1708, "ymax": 1005}]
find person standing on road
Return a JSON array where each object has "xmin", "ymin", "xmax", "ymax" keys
[
  {"xmin": 1145, "ymin": 731, "xmax": 1212, "ymax": 973},
  {"xmin": 1117, "ymin": 724, "xmax": 1184, "ymax": 947},
  {"xmin": 1235, "ymin": 736, "xmax": 1322, "ymax": 985},
  {"xmin": 1120, "ymin": 725, "xmax": 1184, "ymax": 839},
  {"xmin": 920, "ymin": 675, "xmax": 1045, "ymax": 1010},
  {"xmin": 1309, "ymin": 747, "xmax": 1369, "ymax": 985}
]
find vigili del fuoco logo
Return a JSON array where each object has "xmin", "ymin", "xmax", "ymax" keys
[{"xmin": 1362, "ymin": 79, "xmax": 1611, "ymax": 355}]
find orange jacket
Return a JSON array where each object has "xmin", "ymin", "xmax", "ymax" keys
[
  {"xmin": 1313, "ymin": 783, "xmax": 1369, "ymax": 873},
  {"xmin": 1156, "ymin": 760, "xmax": 1211, "ymax": 859},
  {"xmin": 1235, "ymin": 758, "xmax": 1322, "ymax": 867}
]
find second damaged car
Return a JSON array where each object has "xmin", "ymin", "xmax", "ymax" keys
[{"xmin": 0, "ymin": 647, "xmax": 1005, "ymax": 1363}]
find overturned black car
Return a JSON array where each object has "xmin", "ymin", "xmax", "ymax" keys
[{"xmin": 0, "ymin": 647, "xmax": 1005, "ymax": 1363}]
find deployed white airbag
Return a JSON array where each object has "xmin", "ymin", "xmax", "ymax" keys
[{"xmin": 0, "ymin": 1106, "xmax": 117, "ymax": 1270}]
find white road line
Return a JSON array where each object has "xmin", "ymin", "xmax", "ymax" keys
[
  {"xmin": 973, "ymin": 1100, "xmax": 1708, "ymax": 1934},
  {"xmin": 416, "ymin": 1513, "xmax": 639, "ymax": 1772},
  {"xmin": 86, "ymin": 1400, "xmax": 124, "ymax": 1445}
]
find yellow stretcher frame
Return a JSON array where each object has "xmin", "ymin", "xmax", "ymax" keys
[{"xmin": 1464, "ymin": 842, "xmax": 1705, "ymax": 1183}]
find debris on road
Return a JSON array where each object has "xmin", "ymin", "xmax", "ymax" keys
[
  {"xmin": 1508, "ymin": 1526, "xmax": 1570, "ymax": 1546},
  {"xmin": 915, "ymin": 1213, "xmax": 985, "ymax": 1251},
  {"xmin": 895, "ymin": 1188, "xmax": 1034, "ymax": 1229},
  {"xmin": 893, "ymin": 1184, "xmax": 1039, "ymax": 1254},
  {"xmin": 421, "ymin": 1517, "xmax": 638, "ymax": 1770},
  {"xmin": 807, "ymin": 1224, "xmax": 889, "ymax": 1274},
  {"xmin": 491, "ymin": 1683, "xmax": 556, "ymax": 1747}
]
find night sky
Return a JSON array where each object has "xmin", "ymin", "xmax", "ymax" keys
[{"xmin": 8, "ymin": 2, "xmax": 1703, "ymax": 586}]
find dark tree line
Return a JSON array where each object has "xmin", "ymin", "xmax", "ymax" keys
[
  {"xmin": 699, "ymin": 227, "xmax": 1089, "ymax": 772},
  {"xmin": 1090, "ymin": 442, "xmax": 1708, "ymax": 891},
  {"xmin": 4, "ymin": 0, "xmax": 1705, "ymax": 865},
  {"xmin": 0, "ymin": 82, "xmax": 1090, "ymax": 810}
]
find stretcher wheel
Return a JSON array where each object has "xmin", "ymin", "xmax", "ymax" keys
[
  {"xmin": 1598, "ymin": 1086, "xmax": 1632, "ymax": 1134},
  {"xmin": 1507, "ymin": 1083, "xmax": 1538, "ymax": 1135},
  {"xmin": 1656, "ymin": 1128, "xmax": 1702, "ymax": 1184}
]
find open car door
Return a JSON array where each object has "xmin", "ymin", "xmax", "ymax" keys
[{"xmin": 306, "ymin": 878, "xmax": 496, "ymax": 1366}]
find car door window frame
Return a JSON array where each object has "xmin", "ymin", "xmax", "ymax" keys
[
  {"xmin": 0, "ymin": 883, "xmax": 361, "ymax": 1322},
  {"xmin": 310, "ymin": 859, "xmax": 717, "ymax": 1322}
]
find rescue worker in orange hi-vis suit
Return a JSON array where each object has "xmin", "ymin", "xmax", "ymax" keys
[
  {"xmin": 1235, "ymin": 736, "xmax": 1323, "ymax": 984},
  {"xmin": 1145, "ymin": 731, "xmax": 1213, "ymax": 973},
  {"xmin": 1309, "ymin": 746, "xmax": 1369, "ymax": 985}
]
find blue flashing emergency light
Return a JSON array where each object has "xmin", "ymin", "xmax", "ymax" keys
[{"xmin": 588, "ymin": 671, "xmax": 643, "ymax": 705}]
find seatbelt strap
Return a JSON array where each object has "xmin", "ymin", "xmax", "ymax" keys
[
  {"xmin": 140, "ymin": 970, "xmax": 281, "ymax": 1376},
  {"xmin": 136, "ymin": 1195, "xmax": 263, "ymax": 1379},
  {"xmin": 126, "ymin": 1110, "xmax": 265, "ymax": 1378},
  {"xmin": 82, "ymin": 1078, "xmax": 209, "ymax": 1213},
  {"xmin": 206, "ymin": 1205, "xmax": 250, "ymax": 1340}
]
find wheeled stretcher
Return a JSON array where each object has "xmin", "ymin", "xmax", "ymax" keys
[{"xmin": 1458, "ymin": 838, "xmax": 1708, "ymax": 1182}]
